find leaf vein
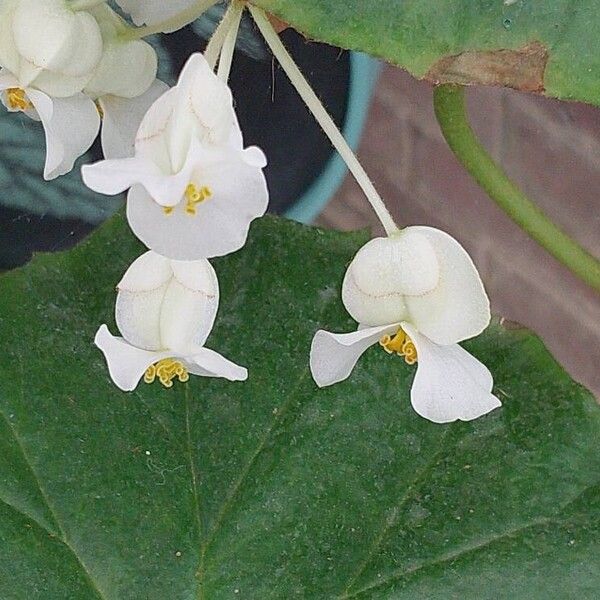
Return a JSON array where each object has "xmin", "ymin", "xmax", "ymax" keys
[
  {"xmin": 339, "ymin": 426, "xmax": 457, "ymax": 596},
  {"xmin": 0, "ymin": 406, "xmax": 107, "ymax": 600}
]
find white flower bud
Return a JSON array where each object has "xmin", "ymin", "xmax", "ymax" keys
[
  {"xmin": 342, "ymin": 230, "xmax": 440, "ymax": 327},
  {"xmin": 115, "ymin": 252, "xmax": 218, "ymax": 354}
]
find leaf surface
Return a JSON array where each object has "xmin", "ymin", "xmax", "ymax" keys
[{"xmin": 0, "ymin": 216, "xmax": 598, "ymax": 598}]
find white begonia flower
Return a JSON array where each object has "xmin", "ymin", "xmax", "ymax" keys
[
  {"xmin": 0, "ymin": 1, "xmax": 165, "ymax": 175},
  {"xmin": 95, "ymin": 251, "xmax": 247, "ymax": 392},
  {"xmin": 82, "ymin": 52, "xmax": 269, "ymax": 260},
  {"xmin": 0, "ymin": 0, "xmax": 104, "ymax": 178},
  {"xmin": 310, "ymin": 227, "xmax": 502, "ymax": 424}
]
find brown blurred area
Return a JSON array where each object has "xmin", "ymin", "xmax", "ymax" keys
[{"xmin": 316, "ymin": 65, "xmax": 600, "ymax": 398}]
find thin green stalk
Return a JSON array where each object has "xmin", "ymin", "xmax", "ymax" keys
[
  {"xmin": 217, "ymin": 0, "xmax": 244, "ymax": 81},
  {"xmin": 433, "ymin": 84, "xmax": 600, "ymax": 292}
]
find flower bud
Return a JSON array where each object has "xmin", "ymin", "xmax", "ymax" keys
[
  {"xmin": 115, "ymin": 252, "xmax": 219, "ymax": 354},
  {"xmin": 342, "ymin": 230, "xmax": 440, "ymax": 326}
]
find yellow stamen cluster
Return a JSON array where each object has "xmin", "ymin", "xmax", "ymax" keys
[
  {"xmin": 163, "ymin": 184, "xmax": 212, "ymax": 216},
  {"xmin": 144, "ymin": 358, "xmax": 190, "ymax": 388},
  {"xmin": 7, "ymin": 88, "xmax": 33, "ymax": 111},
  {"xmin": 379, "ymin": 328, "xmax": 418, "ymax": 365},
  {"xmin": 185, "ymin": 183, "xmax": 212, "ymax": 215}
]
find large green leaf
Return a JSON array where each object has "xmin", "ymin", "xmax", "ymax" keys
[
  {"xmin": 253, "ymin": 0, "xmax": 600, "ymax": 106},
  {"xmin": 0, "ymin": 215, "xmax": 598, "ymax": 598}
]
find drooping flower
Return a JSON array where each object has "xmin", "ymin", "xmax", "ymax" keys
[
  {"xmin": 95, "ymin": 250, "xmax": 247, "ymax": 392},
  {"xmin": 0, "ymin": 0, "xmax": 103, "ymax": 178},
  {"xmin": 310, "ymin": 227, "xmax": 501, "ymax": 423},
  {"xmin": 0, "ymin": 0, "xmax": 162, "ymax": 177},
  {"xmin": 82, "ymin": 52, "xmax": 269, "ymax": 260}
]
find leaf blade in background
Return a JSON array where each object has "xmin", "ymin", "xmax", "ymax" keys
[
  {"xmin": 0, "ymin": 216, "xmax": 598, "ymax": 598},
  {"xmin": 253, "ymin": 0, "xmax": 600, "ymax": 106}
]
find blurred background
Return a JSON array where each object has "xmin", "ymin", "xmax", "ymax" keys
[{"xmin": 0, "ymin": 7, "xmax": 598, "ymax": 396}]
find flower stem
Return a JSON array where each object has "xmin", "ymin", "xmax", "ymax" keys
[
  {"xmin": 433, "ymin": 84, "xmax": 600, "ymax": 292},
  {"xmin": 217, "ymin": 1, "xmax": 244, "ymax": 81},
  {"xmin": 204, "ymin": 1, "xmax": 242, "ymax": 69},
  {"xmin": 248, "ymin": 5, "xmax": 399, "ymax": 236},
  {"xmin": 122, "ymin": 0, "xmax": 218, "ymax": 40}
]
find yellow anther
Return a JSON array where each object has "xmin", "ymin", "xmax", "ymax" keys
[
  {"xmin": 379, "ymin": 328, "xmax": 418, "ymax": 365},
  {"xmin": 6, "ymin": 88, "xmax": 33, "ymax": 111},
  {"xmin": 95, "ymin": 100, "xmax": 104, "ymax": 119},
  {"xmin": 163, "ymin": 206, "xmax": 174, "ymax": 215},
  {"xmin": 184, "ymin": 183, "xmax": 212, "ymax": 215},
  {"xmin": 144, "ymin": 358, "xmax": 189, "ymax": 388}
]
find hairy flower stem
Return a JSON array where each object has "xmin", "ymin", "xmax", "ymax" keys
[
  {"xmin": 248, "ymin": 5, "xmax": 399, "ymax": 236},
  {"xmin": 433, "ymin": 84, "xmax": 600, "ymax": 293},
  {"xmin": 217, "ymin": 1, "xmax": 244, "ymax": 81},
  {"xmin": 122, "ymin": 0, "xmax": 218, "ymax": 41},
  {"xmin": 204, "ymin": 0, "xmax": 242, "ymax": 69}
]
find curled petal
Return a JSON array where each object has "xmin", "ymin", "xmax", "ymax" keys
[
  {"xmin": 27, "ymin": 89, "xmax": 100, "ymax": 180},
  {"xmin": 95, "ymin": 324, "xmax": 170, "ymax": 392},
  {"xmin": 310, "ymin": 324, "xmax": 399, "ymax": 388},
  {"xmin": 99, "ymin": 79, "xmax": 169, "ymax": 159},
  {"xmin": 402, "ymin": 323, "xmax": 501, "ymax": 424},
  {"xmin": 405, "ymin": 226, "xmax": 491, "ymax": 345},
  {"xmin": 186, "ymin": 347, "xmax": 248, "ymax": 381},
  {"xmin": 82, "ymin": 158, "xmax": 190, "ymax": 207}
]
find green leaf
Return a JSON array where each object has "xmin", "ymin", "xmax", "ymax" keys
[
  {"xmin": 0, "ymin": 216, "xmax": 598, "ymax": 598},
  {"xmin": 0, "ymin": 111, "xmax": 121, "ymax": 223},
  {"xmin": 253, "ymin": 0, "xmax": 600, "ymax": 107}
]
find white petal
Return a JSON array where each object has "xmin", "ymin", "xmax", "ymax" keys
[
  {"xmin": 342, "ymin": 231, "xmax": 440, "ymax": 327},
  {"xmin": 404, "ymin": 227, "xmax": 491, "ymax": 345},
  {"xmin": 176, "ymin": 53, "xmax": 238, "ymax": 147},
  {"xmin": 115, "ymin": 252, "xmax": 171, "ymax": 350},
  {"xmin": 82, "ymin": 157, "xmax": 189, "ymax": 206},
  {"xmin": 27, "ymin": 90, "xmax": 100, "ymax": 180},
  {"xmin": 402, "ymin": 323, "xmax": 501, "ymax": 424},
  {"xmin": 126, "ymin": 150, "xmax": 268, "ymax": 260},
  {"xmin": 0, "ymin": 69, "xmax": 18, "ymax": 91},
  {"xmin": 86, "ymin": 39, "xmax": 157, "ymax": 99},
  {"xmin": 310, "ymin": 324, "xmax": 399, "ymax": 387},
  {"xmin": 13, "ymin": 0, "xmax": 102, "ymax": 77},
  {"xmin": 186, "ymin": 348, "xmax": 248, "ymax": 381},
  {"xmin": 160, "ymin": 259, "xmax": 219, "ymax": 352},
  {"xmin": 95, "ymin": 324, "xmax": 169, "ymax": 392},
  {"xmin": 134, "ymin": 85, "xmax": 177, "ymax": 169},
  {"xmin": 0, "ymin": 5, "xmax": 19, "ymax": 75},
  {"xmin": 117, "ymin": 251, "xmax": 173, "ymax": 292},
  {"xmin": 99, "ymin": 79, "xmax": 169, "ymax": 159},
  {"xmin": 115, "ymin": 0, "xmax": 199, "ymax": 30}
]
